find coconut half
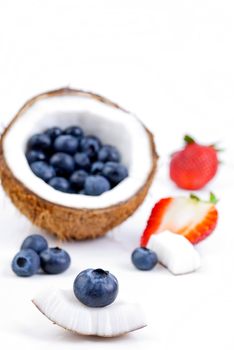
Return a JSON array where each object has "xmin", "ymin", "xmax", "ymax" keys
[
  {"xmin": 32, "ymin": 289, "xmax": 147, "ymax": 337},
  {"xmin": 0, "ymin": 88, "xmax": 157, "ymax": 240}
]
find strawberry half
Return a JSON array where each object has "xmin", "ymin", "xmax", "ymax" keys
[
  {"xmin": 170, "ymin": 135, "xmax": 219, "ymax": 190},
  {"xmin": 141, "ymin": 193, "xmax": 218, "ymax": 246}
]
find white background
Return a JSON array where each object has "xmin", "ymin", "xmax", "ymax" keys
[{"xmin": 0, "ymin": 1, "xmax": 234, "ymax": 349}]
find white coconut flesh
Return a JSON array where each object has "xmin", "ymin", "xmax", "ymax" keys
[
  {"xmin": 33, "ymin": 289, "xmax": 147, "ymax": 337},
  {"xmin": 148, "ymin": 230, "xmax": 201, "ymax": 275},
  {"xmin": 3, "ymin": 95, "xmax": 153, "ymax": 209}
]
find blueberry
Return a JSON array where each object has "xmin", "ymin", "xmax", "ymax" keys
[
  {"xmin": 73, "ymin": 268, "xmax": 119, "ymax": 307},
  {"xmin": 91, "ymin": 161, "xmax": 104, "ymax": 175},
  {"xmin": 44, "ymin": 127, "xmax": 63, "ymax": 140},
  {"xmin": 54, "ymin": 135, "xmax": 79, "ymax": 155},
  {"xmin": 102, "ymin": 162, "xmax": 128, "ymax": 186},
  {"xmin": 50, "ymin": 153, "xmax": 75, "ymax": 176},
  {"xmin": 48, "ymin": 177, "xmax": 71, "ymax": 193},
  {"xmin": 27, "ymin": 133, "xmax": 51, "ymax": 151},
  {"xmin": 30, "ymin": 161, "xmax": 56, "ymax": 182},
  {"xmin": 70, "ymin": 170, "xmax": 88, "ymax": 191},
  {"xmin": 26, "ymin": 150, "xmax": 47, "ymax": 164},
  {"xmin": 40, "ymin": 247, "xmax": 71, "ymax": 274},
  {"xmin": 21, "ymin": 234, "xmax": 48, "ymax": 254},
  {"xmin": 64, "ymin": 126, "xmax": 84, "ymax": 139},
  {"xmin": 131, "ymin": 247, "xmax": 158, "ymax": 271},
  {"xmin": 74, "ymin": 152, "xmax": 91, "ymax": 171},
  {"xmin": 12, "ymin": 249, "xmax": 40, "ymax": 277},
  {"xmin": 84, "ymin": 175, "xmax": 110, "ymax": 196},
  {"xmin": 80, "ymin": 135, "xmax": 102, "ymax": 160},
  {"xmin": 98, "ymin": 145, "xmax": 121, "ymax": 163}
]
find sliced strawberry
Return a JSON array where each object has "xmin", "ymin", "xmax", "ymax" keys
[
  {"xmin": 140, "ymin": 198, "xmax": 173, "ymax": 247},
  {"xmin": 141, "ymin": 194, "xmax": 218, "ymax": 246}
]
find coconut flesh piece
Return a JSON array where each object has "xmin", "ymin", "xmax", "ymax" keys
[
  {"xmin": 33, "ymin": 289, "xmax": 147, "ymax": 337},
  {"xmin": 3, "ymin": 94, "xmax": 153, "ymax": 209},
  {"xmin": 148, "ymin": 230, "xmax": 201, "ymax": 275}
]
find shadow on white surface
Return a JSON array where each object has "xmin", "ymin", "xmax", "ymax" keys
[{"xmin": 12, "ymin": 310, "xmax": 146, "ymax": 345}]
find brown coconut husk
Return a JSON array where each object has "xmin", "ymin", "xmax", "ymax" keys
[{"xmin": 0, "ymin": 88, "xmax": 158, "ymax": 240}]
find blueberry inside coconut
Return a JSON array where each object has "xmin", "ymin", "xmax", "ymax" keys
[
  {"xmin": 25, "ymin": 125, "xmax": 128, "ymax": 196},
  {"xmin": 0, "ymin": 88, "xmax": 157, "ymax": 240},
  {"xmin": 32, "ymin": 268, "xmax": 147, "ymax": 337}
]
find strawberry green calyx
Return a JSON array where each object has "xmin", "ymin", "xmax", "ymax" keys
[
  {"xmin": 184, "ymin": 135, "xmax": 222, "ymax": 152},
  {"xmin": 184, "ymin": 135, "xmax": 222, "ymax": 150},
  {"xmin": 209, "ymin": 192, "xmax": 218, "ymax": 204},
  {"xmin": 190, "ymin": 194, "xmax": 200, "ymax": 202},
  {"xmin": 209, "ymin": 142, "xmax": 224, "ymax": 152},
  {"xmin": 190, "ymin": 192, "xmax": 218, "ymax": 205},
  {"xmin": 213, "ymin": 147, "xmax": 224, "ymax": 153},
  {"xmin": 184, "ymin": 135, "xmax": 196, "ymax": 145}
]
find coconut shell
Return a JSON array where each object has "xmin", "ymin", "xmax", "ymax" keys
[{"xmin": 0, "ymin": 88, "xmax": 158, "ymax": 240}]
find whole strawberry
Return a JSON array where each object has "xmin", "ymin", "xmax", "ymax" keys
[{"xmin": 170, "ymin": 135, "xmax": 219, "ymax": 190}]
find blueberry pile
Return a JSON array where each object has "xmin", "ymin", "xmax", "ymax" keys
[
  {"xmin": 26, "ymin": 126, "xmax": 128, "ymax": 196},
  {"xmin": 11, "ymin": 234, "xmax": 70, "ymax": 277}
]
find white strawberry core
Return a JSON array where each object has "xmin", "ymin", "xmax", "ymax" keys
[{"xmin": 158, "ymin": 198, "xmax": 213, "ymax": 233}]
